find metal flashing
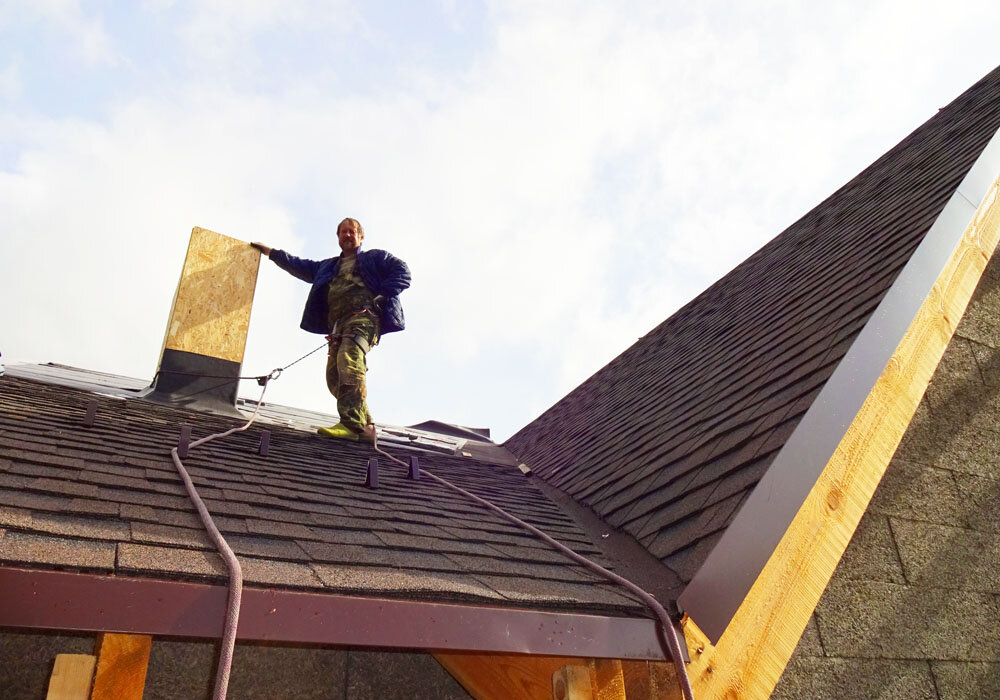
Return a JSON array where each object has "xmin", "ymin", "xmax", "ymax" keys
[
  {"xmin": 0, "ymin": 566, "xmax": 670, "ymax": 661},
  {"xmin": 678, "ymin": 125, "xmax": 1000, "ymax": 642}
]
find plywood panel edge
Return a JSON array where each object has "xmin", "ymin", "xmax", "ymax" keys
[{"xmin": 684, "ymin": 175, "xmax": 1000, "ymax": 700}]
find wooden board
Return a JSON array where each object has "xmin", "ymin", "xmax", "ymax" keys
[
  {"xmin": 46, "ymin": 654, "xmax": 96, "ymax": 700},
  {"xmin": 434, "ymin": 653, "xmax": 669, "ymax": 700},
  {"xmin": 90, "ymin": 633, "xmax": 152, "ymax": 700},
  {"xmin": 682, "ymin": 175, "xmax": 1000, "ymax": 698},
  {"xmin": 160, "ymin": 226, "xmax": 261, "ymax": 364},
  {"xmin": 435, "ymin": 653, "xmax": 588, "ymax": 700}
]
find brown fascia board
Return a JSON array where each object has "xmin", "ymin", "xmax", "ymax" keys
[
  {"xmin": 0, "ymin": 566, "xmax": 672, "ymax": 661},
  {"xmin": 678, "ymin": 125, "xmax": 1000, "ymax": 643}
]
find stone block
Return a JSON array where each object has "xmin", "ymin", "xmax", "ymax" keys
[
  {"xmin": 956, "ymin": 258, "xmax": 1000, "ymax": 348},
  {"xmin": 891, "ymin": 518, "xmax": 1000, "ymax": 592},
  {"xmin": 931, "ymin": 336, "xmax": 985, "ymax": 386},
  {"xmin": 965, "ymin": 338, "xmax": 1000, "ymax": 388},
  {"xmin": 868, "ymin": 461, "xmax": 965, "ymax": 527},
  {"xmin": 144, "ymin": 638, "xmax": 352, "ymax": 700},
  {"xmin": 952, "ymin": 472, "xmax": 1000, "ymax": 532},
  {"xmin": 815, "ymin": 579, "xmax": 1000, "ymax": 660},
  {"xmin": 346, "ymin": 650, "xmax": 471, "ymax": 700},
  {"xmin": 894, "ymin": 385, "xmax": 1000, "ymax": 478},
  {"xmin": 834, "ymin": 513, "xmax": 906, "ymax": 583},
  {"xmin": 791, "ymin": 614, "xmax": 824, "ymax": 657},
  {"xmin": 772, "ymin": 657, "xmax": 936, "ymax": 700},
  {"xmin": 931, "ymin": 661, "xmax": 1000, "ymax": 700}
]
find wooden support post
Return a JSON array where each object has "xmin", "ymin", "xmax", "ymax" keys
[
  {"xmin": 46, "ymin": 654, "xmax": 96, "ymax": 700},
  {"xmin": 620, "ymin": 660, "xmax": 682, "ymax": 700},
  {"xmin": 552, "ymin": 664, "xmax": 592, "ymax": 699},
  {"xmin": 90, "ymin": 633, "xmax": 152, "ymax": 700}
]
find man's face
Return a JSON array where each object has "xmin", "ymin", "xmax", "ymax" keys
[{"xmin": 337, "ymin": 220, "xmax": 362, "ymax": 254}]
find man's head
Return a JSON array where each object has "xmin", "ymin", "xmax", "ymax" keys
[{"xmin": 337, "ymin": 217, "xmax": 364, "ymax": 255}]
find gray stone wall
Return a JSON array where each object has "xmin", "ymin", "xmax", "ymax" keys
[
  {"xmin": 773, "ymin": 257, "xmax": 1000, "ymax": 699},
  {"xmin": 0, "ymin": 630, "xmax": 471, "ymax": 700}
]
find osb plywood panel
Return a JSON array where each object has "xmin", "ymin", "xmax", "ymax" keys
[{"xmin": 162, "ymin": 227, "xmax": 260, "ymax": 364}]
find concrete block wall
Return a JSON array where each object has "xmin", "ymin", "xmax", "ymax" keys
[
  {"xmin": 773, "ymin": 257, "xmax": 1000, "ymax": 699},
  {"xmin": 0, "ymin": 630, "xmax": 471, "ymax": 700}
]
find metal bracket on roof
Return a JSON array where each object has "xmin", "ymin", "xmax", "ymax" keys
[
  {"xmin": 258, "ymin": 430, "xmax": 270, "ymax": 457},
  {"xmin": 177, "ymin": 425, "xmax": 191, "ymax": 459},
  {"xmin": 407, "ymin": 455, "xmax": 419, "ymax": 480},
  {"xmin": 365, "ymin": 458, "xmax": 379, "ymax": 489},
  {"xmin": 82, "ymin": 401, "xmax": 97, "ymax": 428}
]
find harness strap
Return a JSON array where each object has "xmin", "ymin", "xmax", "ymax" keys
[{"xmin": 350, "ymin": 332, "xmax": 371, "ymax": 354}]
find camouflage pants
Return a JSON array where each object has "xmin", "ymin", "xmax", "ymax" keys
[{"xmin": 326, "ymin": 312, "xmax": 379, "ymax": 431}]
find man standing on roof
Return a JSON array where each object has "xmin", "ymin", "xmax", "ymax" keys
[{"xmin": 251, "ymin": 218, "xmax": 410, "ymax": 442}]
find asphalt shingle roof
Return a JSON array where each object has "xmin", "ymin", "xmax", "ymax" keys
[
  {"xmin": 505, "ymin": 65, "xmax": 1000, "ymax": 583},
  {"xmin": 0, "ymin": 374, "xmax": 643, "ymax": 615}
]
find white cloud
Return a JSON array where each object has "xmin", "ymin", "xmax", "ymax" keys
[
  {"xmin": 0, "ymin": 56, "xmax": 21, "ymax": 100},
  {"xmin": 3, "ymin": 1, "xmax": 1000, "ymax": 440},
  {"xmin": 0, "ymin": 0, "xmax": 114, "ymax": 66}
]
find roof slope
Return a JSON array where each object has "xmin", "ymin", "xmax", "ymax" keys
[
  {"xmin": 0, "ymin": 374, "xmax": 641, "ymax": 616},
  {"xmin": 505, "ymin": 65, "xmax": 1000, "ymax": 581}
]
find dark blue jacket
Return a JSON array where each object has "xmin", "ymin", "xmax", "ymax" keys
[{"xmin": 270, "ymin": 248, "xmax": 411, "ymax": 335}]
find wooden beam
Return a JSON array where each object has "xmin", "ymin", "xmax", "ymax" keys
[
  {"xmin": 435, "ymin": 652, "xmax": 587, "ymax": 700},
  {"xmin": 435, "ymin": 653, "xmax": 683, "ymax": 700},
  {"xmin": 90, "ymin": 633, "xmax": 152, "ymax": 700},
  {"xmin": 46, "ymin": 654, "xmax": 96, "ymax": 700},
  {"xmin": 683, "ymin": 173, "xmax": 1000, "ymax": 698}
]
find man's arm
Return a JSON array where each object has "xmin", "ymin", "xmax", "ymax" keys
[{"xmin": 253, "ymin": 242, "xmax": 321, "ymax": 284}]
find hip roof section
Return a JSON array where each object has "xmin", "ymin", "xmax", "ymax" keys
[
  {"xmin": 505, "ymin": 65, "xmax": 1000, "ymax": 582},
  {"xmin": 0, "ymin": 374, "xmax": 642, "ymax": 617}
]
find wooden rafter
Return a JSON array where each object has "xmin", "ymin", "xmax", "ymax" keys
[
  {"xmin": 435, "ymin": 653, "xmax": 682, "ymax": 700},
  {"xmin": 90, "ymin": 633, "xmax": 152, "ymax": 700}
]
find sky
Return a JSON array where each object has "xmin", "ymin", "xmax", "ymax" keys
[{"xmin": 2, "ymin": 1, "xmax": 999, "ymax": 441}]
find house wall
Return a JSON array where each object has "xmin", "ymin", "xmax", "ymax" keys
[
  {"xmin": 772, "ymin": 256, "xmax": 1000, "ymax": 699},
  {"xmin": 0, "ymin": 629, "xmax": 471, "ymax": 700}
]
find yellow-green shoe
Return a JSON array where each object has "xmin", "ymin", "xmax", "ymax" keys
[{"xmin": 317, "ymin": 423, "xmax": 359, "ymax": 440}]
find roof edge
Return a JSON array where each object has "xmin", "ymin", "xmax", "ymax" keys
[
  {"xmin": 675, "ymin": 131, "xmax": 1000, "ymax": 695},
  {"xmin": 0, "ymin": 566, "xmax": 669, "ymax": 661}
]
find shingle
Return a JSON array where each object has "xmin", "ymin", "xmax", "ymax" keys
[
  {"xmin": 29, "ymin": 477, "xmax": 99, "ymax": 499},
  {"xmin": 22, "ymin": 512, "xmax": 130, "ymax": 541},
  {"xmin": 474, "ymin": 574, "xmax": 640, "ymax": 609},
  {"xmin": 118, "ymin": 543, "xmax": 224, "ymax": 578},
  {"xmin": 226, "ymin": 535, "xmax": 311, "ymax": 561},
  {"xmin": 443, "ymin": 553, "xmax": 602, "ymax": 583},
  {"xmin": 311, "ymin": 564, "xmax": 503, "ymax": 600},
  {"xmin": 245, "ymin": 519, "xmax": 316, "ymax": 540},
  {"xmin": 0, "ymin": 505, "xmax": 33, "ymax": 528},
  {"xmin": 131, "ymin": 522, "xmax": 213, "ymax": 550},
  {"xmin": 2, "ymin": 531, "xmax": 116, "ymax": 570},
  {"xmin": 373, "ymin": 531, "xmax": 502, "ymax": 557},
  {"xmin": 307, "ymin": 527, "xmax": 383, "ymax": 547}
]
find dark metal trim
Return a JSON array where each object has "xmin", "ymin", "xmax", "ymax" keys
[
  {"xmin": 678, "ymin": 127, "xmax": 1000, "ymax": 643},
  {"xmin": 0, "ymin": 566, "xmax": 669, "ymax": 660}
]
